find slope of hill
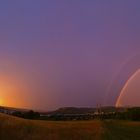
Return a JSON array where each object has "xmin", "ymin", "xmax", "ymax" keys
[
  {"xmin": 0, "ymin": 106, "xmax": 30, "ymax": 114},
  {"xmin": 0, "ymin": 113, "xmax": 102, "ymax": 140},
  {"xmin": 50, "ymin": 107, "xmax": 96, "ymax": 114},
  {"xmin": 0, "ymin": 113, "xmax": 139, "ymax": 140},
  {"xmin": 43, "ymin": 106, "xmax": 125, "ymax": 115}
]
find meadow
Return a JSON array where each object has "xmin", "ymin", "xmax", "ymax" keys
[{"xmin": 0, "ymin": 113, "xmax": 139, "ymax": 140}]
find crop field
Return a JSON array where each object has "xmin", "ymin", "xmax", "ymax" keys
[{"xmin": 0, "ymin": 113, "xmax": 139, "ymax": 140}]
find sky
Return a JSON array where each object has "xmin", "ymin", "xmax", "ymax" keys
[
  {"xmin": 116, "ymin": 69, "xmax": 140, "ymax": 107},
  {"xmin": 0, "ymin": 0, "xmax": 140, "ymax": 110}
]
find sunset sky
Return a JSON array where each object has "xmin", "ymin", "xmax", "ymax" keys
[
  {"xmin": 116, "ymin": 69, "xmax": 140, "ymax": 107},
  {"xmin": 0, "ymin": 0, "xmax": 140, "ymax": 110}
]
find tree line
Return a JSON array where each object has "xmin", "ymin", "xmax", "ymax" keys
[{"xmin": 11, "ymin": 107, "xmax": 140, "ymax": 121}]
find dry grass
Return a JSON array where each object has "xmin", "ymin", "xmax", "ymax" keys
[
  {"xmin": 0, "ymin": 113, "xmax": 140, "ymax": 140},
  {"xmin": 0, "ymin": 113, "xmax": 102, "ymax": 140}
]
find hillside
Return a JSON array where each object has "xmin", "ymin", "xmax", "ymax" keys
[
  {"xmin": 0, "ymin": 113, "xmax": 102, "ymax": 140},
  {"xmin": 0, "ymin": 113, "xmax": 139, "ymax": 140},
  {"xmin": 43, "ymin": 106, "xmax": 125, "ymax": 115},
  {"xmin": 49, "ymin": 107, "xmax": 96, "ymax": 114}
]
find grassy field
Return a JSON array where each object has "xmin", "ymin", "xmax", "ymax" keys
[
  {"xmin": 0, "ymin": 113, "xmax": 139, "ymax": 140},
  {"xmin": 103, "ymin": 120, "xmax": 140, "ymax": 140}
]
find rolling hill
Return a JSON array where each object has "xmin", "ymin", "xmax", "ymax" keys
[{"xmin": 0, "ymin": 113, "xmax": 140, "ymax": 140}]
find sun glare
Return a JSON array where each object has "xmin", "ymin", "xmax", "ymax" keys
[{"xmin": 0, "ymin": 99, "xmax": 4, "ymax": 106}]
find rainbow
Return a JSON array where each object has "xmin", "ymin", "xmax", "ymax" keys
[
  {"xmin": 105, "ymin": 51, "xmax": 140, "ymax": 106},
  {"xmin": 116, "ymin": 69, "xmax": 140, "ymax": 107}
]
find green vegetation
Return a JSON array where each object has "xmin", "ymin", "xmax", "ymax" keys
[
  {"xmin": 0, "ymin": 113, "xmax": 140, "ymax": 140},
  {"xmin": 103, "ymin": 120, "xmax": 140, "ymax": 140}
]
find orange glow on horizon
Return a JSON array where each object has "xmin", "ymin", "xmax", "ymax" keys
[{"xmin": 0, "ymin": 74, "xmax": 29, "ymax": 109}]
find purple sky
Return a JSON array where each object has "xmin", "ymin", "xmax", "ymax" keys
[{"xmin": 0, "ymin": 0, "xmax": 140, "ymax": 110}]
